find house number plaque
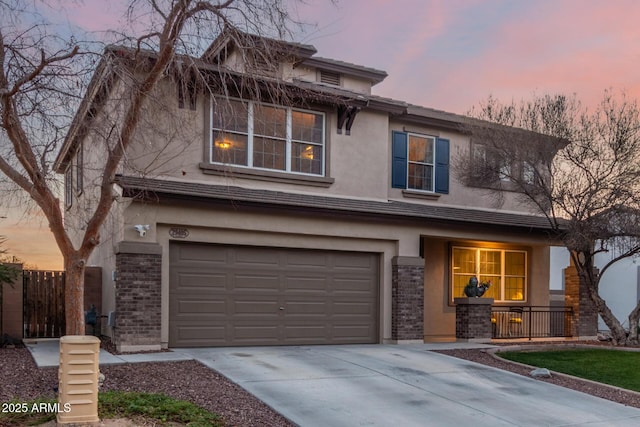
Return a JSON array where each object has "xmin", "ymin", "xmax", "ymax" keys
[{"xmin": 169, "ymin": 227, "xmax": 189, "ymax": 238}]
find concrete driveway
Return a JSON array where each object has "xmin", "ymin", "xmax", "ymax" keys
[{"xmin": 175, "ymin": 344, "xmax": 640, "ymax": 427}]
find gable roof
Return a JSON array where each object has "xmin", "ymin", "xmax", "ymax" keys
[
  {"xmin": 201, "ymin": 28, "xmax": 317, "ymax": 64},
  {"xmin": 55, "ymin": 31, "xmax": 565, "ymax": 173},
  {"xmin": 115, "ymin": 175, "xmax": 560, "ymax": 234}
]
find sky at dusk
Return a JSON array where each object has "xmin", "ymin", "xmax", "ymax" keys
[{"xmin": 3, "ymin": 0, "xmax": 640, "ymax": 269}]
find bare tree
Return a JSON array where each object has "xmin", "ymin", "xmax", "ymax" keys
[
  {"xmin": 455, "ymin": 92, "xmax": 640, "ymax": 345},
  {"xmin": 0, "ymin": 0, "xmax": 307, "ymax": 335}
]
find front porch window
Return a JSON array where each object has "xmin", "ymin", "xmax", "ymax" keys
[{"xmin": 452, "ymin": 246, "xmax": 526, "ymax": 302}]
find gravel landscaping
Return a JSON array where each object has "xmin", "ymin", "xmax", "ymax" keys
[
  {"xmin": 0, "ymin": 346, "xmax": 293, "ymax": 427},
  {"xmin": 3, "ymin": 342, "xmax": 640, "ymax": 426}
]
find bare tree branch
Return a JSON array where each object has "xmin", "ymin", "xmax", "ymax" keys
[
  {"xmin": 0, "ymin": 0, "xmax": 313, "ymax": 335},
  {"xmin": 456, "ymin": 91, "xmax": 640, "ymax": 345}
]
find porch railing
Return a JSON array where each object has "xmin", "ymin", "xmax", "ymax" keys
[{"xmin": 491, "ymin": 306, "xmax": 573, "ymax": 340}]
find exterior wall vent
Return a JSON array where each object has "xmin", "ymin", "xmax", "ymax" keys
[
  {"xmin": 247, "ymin": 52, "xmax": 279, "ymax": 77},
  {"xmin": 319, "ymin": 70, "xmax": 341, "ymax": 86}
]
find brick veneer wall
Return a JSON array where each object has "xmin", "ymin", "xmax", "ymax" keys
[
  {"xmin": 391, "ymin": 256, "xmax": 424, "ymax": 341},
  {"xmin": 564, "ymin": 265, "xmax": 598, "ymax": 338},
  {"xmin": 114, "ymin": 242, "xmax": 162, "ymax": 352},
  {"xmin": 454, "ymin": 297, "xmax": 493, "ymax": 341}
]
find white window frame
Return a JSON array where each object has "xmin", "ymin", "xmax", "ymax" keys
[
  {"xmin": 210, "ymin": 97, "xmax": 325, "ymax": 176},
  {"xmin": 407, "ymin": 133, "xmax": 436, "ymax": 192},
  {"xmin": 452, "ymin": 246, "xmax": 528, "ymax": 302},
  {"xmin": 75, "ymin": 144, "xmax": 83, "ymax": 196}
]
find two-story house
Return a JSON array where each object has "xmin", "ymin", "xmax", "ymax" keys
[{"xmin": 55, "ymin": 31, "xmax": 561, "ymax": 352}]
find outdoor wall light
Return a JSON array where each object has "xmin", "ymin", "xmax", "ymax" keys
[{"xmin": 133, "ymin": 224, "xmax": 150, "ymax": 237}]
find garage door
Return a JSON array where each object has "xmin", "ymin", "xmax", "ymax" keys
[{"xmin": 169, "ymin": 242, "xmax": 379, "ymax": 347}]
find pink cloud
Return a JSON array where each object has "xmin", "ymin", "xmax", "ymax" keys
[
  {"xmin": 60, "ymin": 0, "xmax": 125, "ymax": 34},
  {"xmin": 410, "ymin": 0, "xmax": 640, "ymax": 113}
]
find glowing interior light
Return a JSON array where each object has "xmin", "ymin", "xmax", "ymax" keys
[
  {"xmin": 216, "ymin": 140, "xmax": 232, "ymax": 149},
  {"xmin": 302, "ymin": 145, "xmax": 314, "ymax": 159}
]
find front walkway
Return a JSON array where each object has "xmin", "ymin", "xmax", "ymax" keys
[{"xmin": 24, "ymin": 339, "xmax": 191, "ymax": 368}]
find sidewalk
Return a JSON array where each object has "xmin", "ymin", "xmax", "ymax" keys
[{"xmin": 24, "ymin": 339, "xmax": 193, "ymax": 368}]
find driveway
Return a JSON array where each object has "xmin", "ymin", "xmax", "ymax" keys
[{"xmin": 175, "ymin": 344, "xmax": 640, "ymax": 426}]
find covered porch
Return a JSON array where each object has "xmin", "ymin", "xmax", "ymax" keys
[
  {"xmin": 421, "ymin": 235, "xmax": 553, "ymax": 343},
  {"xmin": 391, "ymin": 233, "xmax": 595, "ymax": 344}
]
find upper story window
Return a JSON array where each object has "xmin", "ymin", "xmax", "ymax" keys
[
  {"xmin": 210, "ymin": 97, "xmax": 325, "ymax": 176},
  {"xmin": 178, "ymin": 80, "xmax": 197, "ymax": 110},
  {"xmin": 65, "ymin": 167, "xmax": 73, "ymax": 209},
  {"xmin": 473, "ymin": 144, "xmax": 537, "ymax": 186},
  {"xmin": 391, "ymin": 130, "xmax": 449, "ymax": 194},
  {"xmin": 408, "ymin": 134, "xmax": 435, "ymax": 191},
  {"xmin": 452, "ymin": 246, "xmax": 527, "ymax": 302},
  {"xmin": 75, "ymin": 143, "xmax": 83, "ymax": 196}
]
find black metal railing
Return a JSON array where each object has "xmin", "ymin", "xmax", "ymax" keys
[{"xmin": 491, "ymin": 306, "xmax": 573, "ymax": 340}]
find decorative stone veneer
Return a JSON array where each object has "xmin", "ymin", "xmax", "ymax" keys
[
  {"xmin": 391, "ymin": 256, "xmax": 424, "ymax": 342},
  {"xmin": 454, "ymin": 297, "xmax": 493, "ymax": 342},
  {"xmin": 564, "ymin": 265, "xmax": 598, "ymax": 338},
  {"xmin": 114, "ymin": 241, "xmax": 162, "ymax": 352}
]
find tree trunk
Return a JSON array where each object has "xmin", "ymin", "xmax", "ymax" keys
[
  {"xmin": 64, "ymin": 256, "xmax": 86, "ymax": 336},
  {"xmin": 586, "ymin": 282, "xmax": 627, "ymax": 344},
  {"xmin": 627, "ymin": 301, "xmax": 640, "ymax": 345}
]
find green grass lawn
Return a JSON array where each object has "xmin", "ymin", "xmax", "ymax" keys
[{"xmin": 498, "ymin": 348, "xmax": 640, "ymax": 392}]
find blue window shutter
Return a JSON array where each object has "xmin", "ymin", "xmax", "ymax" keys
[
  {"xmin": 435, "ymin": 138, "xmax": 450, "ymax": 194},
  {"xmin": 392, "ymin": 131, "xmax": 408, "ymax": 188}
]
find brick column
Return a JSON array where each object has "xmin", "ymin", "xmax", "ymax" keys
[
  {"xmin": 564, "ymin": 265, "xmax": 598, "ymax": 338},
  {"xmin": 454, "ymin": 297, "xmax": 493, "ymax": 342},
  {"xmin": 114, "ymin": 241, "xmax": 162, "ymax": 352},
  {"xmin": 391, "ymin": 256, "xmax": 424, "ymax": 342}
]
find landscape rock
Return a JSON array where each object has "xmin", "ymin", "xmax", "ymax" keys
[{"xmin": 530, "ymin": 368, "xmax": 552, "ymax": 378}]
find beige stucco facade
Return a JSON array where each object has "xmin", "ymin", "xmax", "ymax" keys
[
  {"xmin": 58, "ymin": 33, "xmax": 560, "ymax": 350},
  {"xmin": 95, "ymin": 196, "xmax": 553, "ymax": 347}
]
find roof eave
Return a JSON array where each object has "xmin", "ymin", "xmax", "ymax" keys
[
  {"xmin": 53, "ymin": 51, "xmax": 116, "ymax": 173},
  {"xmin": 299, "ymin": 57, "xmax": 388, "ymax": 85},
  {"xmin": 201, "ymin": 30, "xmax": 317, "ymax": 64},
  {"xmin": 115, "ymin": 175, "xmax": 560, "ymax": 235}
]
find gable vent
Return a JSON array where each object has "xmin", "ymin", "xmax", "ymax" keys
[
  {"xmin": 247, "ymin": 52, "xmax": 278, "ymax": 76},
  {"xmin": 319, "ymin": 70, "xmax": 341, "ymax": 86}
]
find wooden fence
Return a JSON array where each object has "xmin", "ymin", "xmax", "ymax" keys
[{"xmin": 23, "ymin": 270, "xmax": 65, "ymax": 338}]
